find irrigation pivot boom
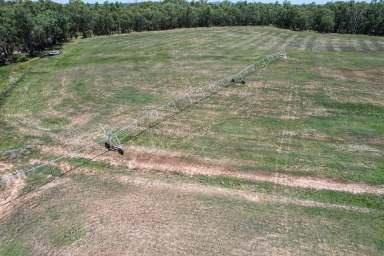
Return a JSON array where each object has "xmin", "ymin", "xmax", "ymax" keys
[
  {"xmin": 0, "ymin": 52, "xmax": 288, "ymax": 211},
  {"xmin": 99, "ymin": 51, "xmax": 287, "ymax": 155}
]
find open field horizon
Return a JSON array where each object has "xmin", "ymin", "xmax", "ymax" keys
[{"xmin": 0, "ymin": 26, "xmax": 383, "ymax": 255}]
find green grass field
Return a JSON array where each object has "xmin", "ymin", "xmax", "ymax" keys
[{"xmin": 0, "ymin": 26, "xmax": 383, "ymax": 255}]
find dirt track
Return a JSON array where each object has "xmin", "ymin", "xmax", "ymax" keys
[
  {"xmin": 118, "ymin": 175, "xmax": 372, "ymax": 213},
  {"xmin": 2, "ymin": 143, "xmax": 381, "ymax": 218},
  {"xmin": 0, "ymin": 169, "xmax": 371, "ymax": 222},
  {"xmin": 39, "ymin": 145, "xmax": 384, "ymax": 195}
]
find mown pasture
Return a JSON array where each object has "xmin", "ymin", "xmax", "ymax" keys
[{"xmin": 0, "ymin": 27, "xmax": 383, "ymax": 255}]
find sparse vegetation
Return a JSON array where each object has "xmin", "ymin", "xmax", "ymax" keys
[
  {"xmin": 23, "ymin": 166, "xmax": 62, "ymax": 193},
  {"xmin": 0, "ymin": 240, "xmax": 29, "ymax": 256},
  {"xmin": 51, "ymin": 225, "xmax": 85, "ymax": 247}
]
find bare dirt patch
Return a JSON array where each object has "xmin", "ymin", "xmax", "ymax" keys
[
  {"xmin": 0, "ymin": 161, "xmax": 13, "ymax": 173},
  {"xmin": 313, "ymin": 67, "xmax": 347, "ymax": 80},
  {"xmin": 0, "ymin": 173, "xmax": 25, "ymax": 202},
  {"xmin": 0, "ymin": 173, "xmax": 25, "ymax": 218},
  {"xmin": 66, "ymin": 112, "xmax": 96, "ymax": 128},
  {"xmin": 352, "ymin": 69, "xmax": 384, "ymax": 79}
]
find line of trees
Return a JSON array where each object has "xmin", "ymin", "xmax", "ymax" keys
[{"xmin": 1, "ymin": 0, "xmax": 384, "ymax": 64}]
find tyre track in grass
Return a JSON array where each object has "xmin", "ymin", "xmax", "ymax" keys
[{"xmin": 271, "ymin": 62, "xmax": 307, "ymax": 243}]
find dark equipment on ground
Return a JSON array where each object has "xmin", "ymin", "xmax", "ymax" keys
[
  {"xmin": 104, "ymin": 142, "xmax": 124, "ymax": 155},
  {"xmin": 231, "ymin": 78, "xmax": 246, "ymax": 84},
  {"xmin": 101, "ymin": 126, "xmax": 124, "ymax": 155}
]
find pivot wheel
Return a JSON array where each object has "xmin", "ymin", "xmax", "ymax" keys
[
  {"xmin": 104, "ymin": 142, "xmax": 111, "ymax": 150},
  {"xmin": 117, "ymin": 148, "xmax": 124, "ymax": 155}
]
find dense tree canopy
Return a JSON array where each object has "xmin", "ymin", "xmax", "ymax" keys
[{"xmin": 1, "ymin": 0, "xmax": 383, "ymax": 64}]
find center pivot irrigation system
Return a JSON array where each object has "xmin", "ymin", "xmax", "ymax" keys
[
  {"xmin": 0, "ymin": 51, "xmax": 287, "ymax": 209},
  {"xmin": 101, "ymin": 51, "xmax": 287, "ymax": 155}
]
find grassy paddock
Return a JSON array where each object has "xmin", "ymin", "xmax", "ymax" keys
[{"xmin": 0, "ymin": 27, "xmax": 383, "ymax": 255}]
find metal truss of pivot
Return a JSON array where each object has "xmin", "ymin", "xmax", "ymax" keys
[
  {"xmin": 99, "ymin": 51, "xmax": 288, "ymax": 156},
  {"xmin": 100, "ymin": 125, "xmax": 124, "ymax": 155}
]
